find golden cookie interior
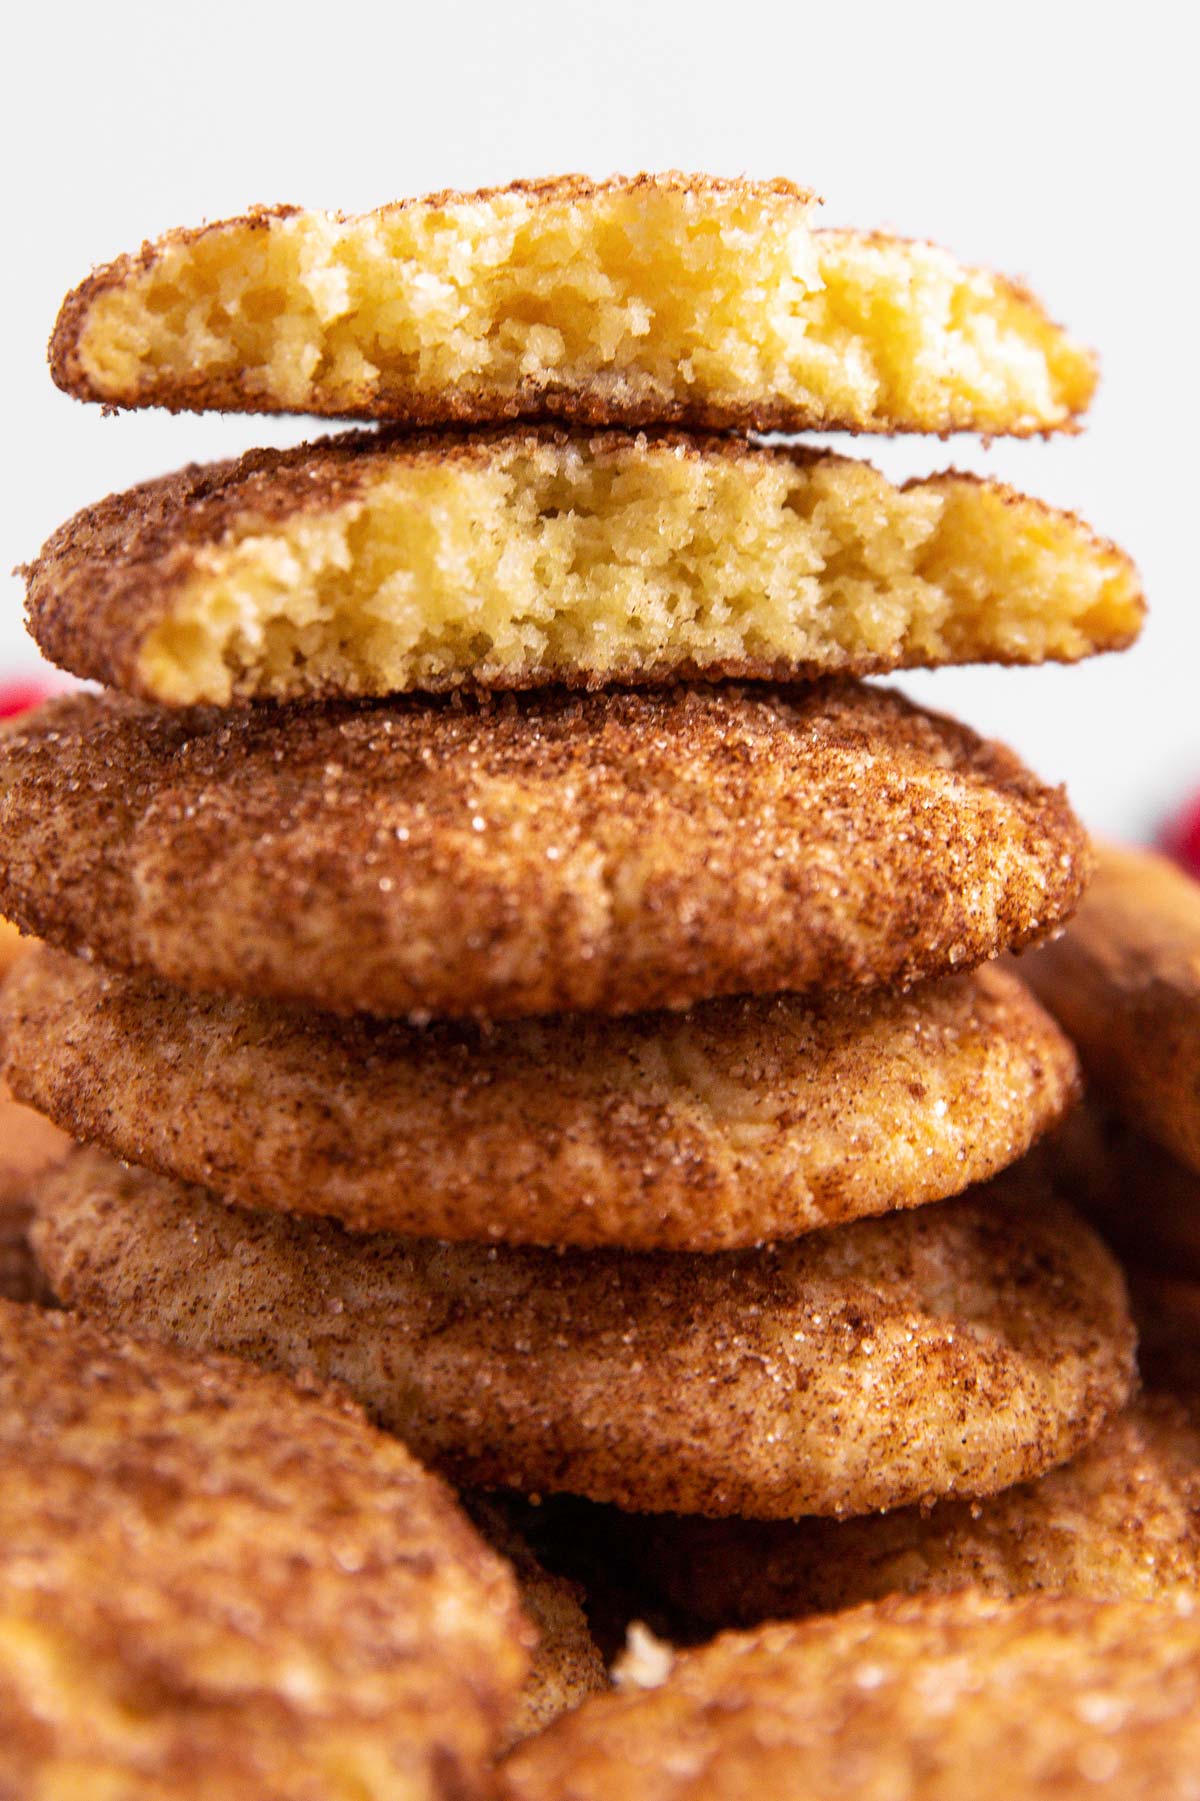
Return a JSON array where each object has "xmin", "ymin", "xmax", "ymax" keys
[
  {"xmin": 50, "ymin": 175, "xmax": 1095, "ymax": 434},
  {"xmin": 23, "ymin": 431, "xmax": 1141, "ymax": 707}
]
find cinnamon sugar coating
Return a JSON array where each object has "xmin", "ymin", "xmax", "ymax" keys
[
  {"xmin": 0, "ymin": 683, "xmax": 1089, "ymax": 1020},
  {"xmin": 2, "ymin": 948, "xmax": 1077, "ymax": 1249},
  {"xmin": 0, "ymin": 1299, "xmax": 529, "ymax": 1800},
  {"xmin": 32, "ymin": 1150, "xmax": 1135, "ymax": 1520},
  {"xmin": 610, "ymin": 1396, "xmax": 1200, "ymax": 1629},
  {"xmin": 500, "ymin": 1592, "xmax": 1200, "ymax": 1801}
]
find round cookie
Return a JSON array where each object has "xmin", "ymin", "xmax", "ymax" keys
[
  {"xmin": 465, "ymin": 1496, "xmax": 608, "ymax": 1747},
  {"xmin": 49, "ymin": 175, "xmax": 1095, "ymax": 435},
  {"xmin": 500, "ymin": 1592, "xmax": 1200, "ymax": 1801},
  {"xmin": 0, "ymin": 683, "xmax": 1090, "ymax": 1021},
  {"xmin": 3, "ymin": 948, "xmax": 1078, "ymax": 1249},
  {"xmin": 22, "ymin": 429, "xmax": 1141, "ymax": 709},
  {"xmin": 0, "ymin": 1298, "xmax": 529, "ymax": 1801},
  {"xmin": 32, "ymin": 1149, "xmax": 1135, "ymax": 1520},
  {"xmin": 612, "ymin": 1396, "xmax": 1200, "ymax": 1630}
]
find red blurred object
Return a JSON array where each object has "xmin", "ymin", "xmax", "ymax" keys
[
  {"xmin": 0, "ymin": 681, "xmax": 54, "ymax": 721},
  {"xmin": 1160, "ymin": 793, "xmax": 1200, "ymax": 882}
]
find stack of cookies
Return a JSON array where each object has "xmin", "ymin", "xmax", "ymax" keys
[{"xmin": 3, "ymin": 175, "xmax": 1195, "ymax": 1796}]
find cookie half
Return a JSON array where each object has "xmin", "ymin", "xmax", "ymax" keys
[
  {"xmin": 2, "ymin": 948, "xmax": 1077, "ymax": 1249},
  {"xmin": 0, "ymin": 683, "xmax": 1089, "ymax": 1020},
  {"xmin": 32, "ymin": 1150, "xmax": 1135, "ymax": 1520},
  {"xmin": 22, "ymin": 431, "xmax": 1141, "ymax": 706},
  {"xmin": 500, "ymin": 1593, "xmax": 1200, "ymax": 1801},
  {"xmin": 49, "ymin": 175, "xmax": 1095, "ymax": 434},
  {"xmin": 0, "ymin": 1299, "xmax": 529, "ymax": 1800}
]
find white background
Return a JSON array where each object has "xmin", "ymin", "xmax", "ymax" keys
[{"xmin": 4, "ymin": 0, "xmax": 1195, "ymax": 839}]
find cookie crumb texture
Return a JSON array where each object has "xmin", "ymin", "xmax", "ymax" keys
[
  {"xmin": 0, "ymin": 1300, "xmax": 529, "ymax": 1801},
  {"xmin": 50, "ymin": 175, "xmax": 1095, "ymax": 434},
  {"xmin": 0, "ymin": 683, "xmax": 1090, "ymax": 1020},
  {"xmin": 24, "ymin": 432, "xmax": 1140, "ymax": 706}
]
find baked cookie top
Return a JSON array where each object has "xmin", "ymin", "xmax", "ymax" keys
[
  {"xmin": 2, "ymin": 949, "xmax": 1077, "ymax": 1249},
  {"xmin": 49, "ymin": 175, "xmax": 1095, "ymax": 434},
  {"xmin": 33, "ymin": 1149, "xmax": 1135, "ymax": 1520},
  {"xmin": 0, "ymin": 1298, "xmax": 529, "ymax": 1800},
  {"xmin": 614, "ymin": 1396, "xmax": 1200, "ymax": 1628},
  {"xmin": 0, "ymin": 683, "xmax": 1090, "ymax": 1020},
  {"xmin": 500, "ymin": 1591, "xmax": 1200, "ymax": 1801}
]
